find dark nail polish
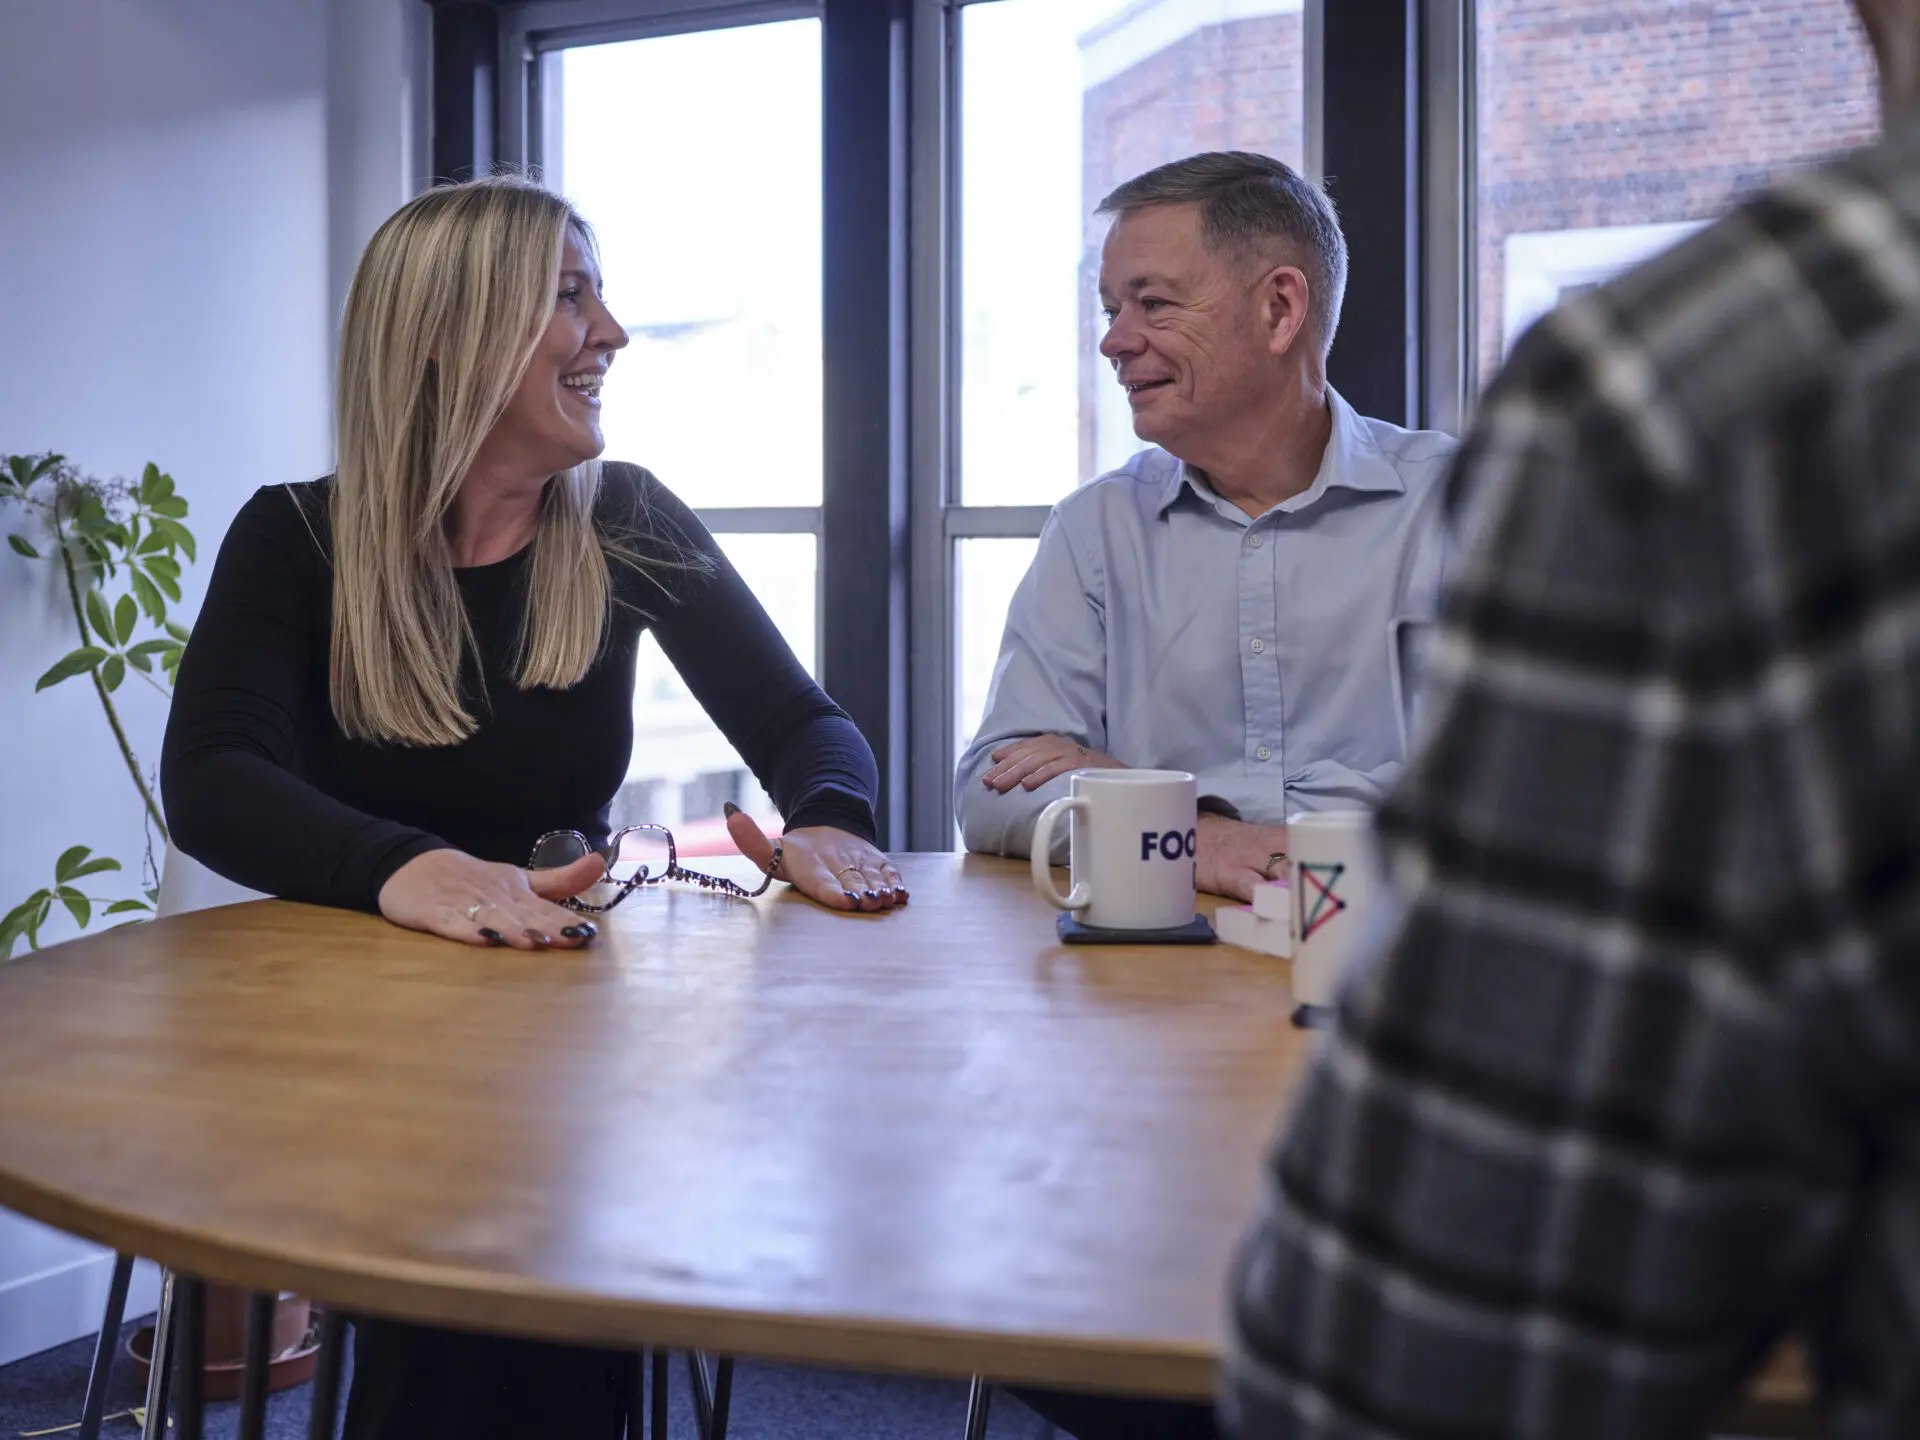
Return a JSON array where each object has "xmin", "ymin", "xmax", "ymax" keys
[
  {"xmin": 562, "ymin": 926, "xmax": 584, "ymax": 939},
  {"xmin": 864, "ymin": 889, "xmax": 878, "ymax": 901},
  {"xmin": 843, "ymin": 889, "xmax": 860, "ymax": 901},
  {"xmin": 723, "ymin": 800, "xmax": 740, "ymax": 817},
  {"xmin": 578, "ymin": 922, "xmax": 597, "ymax": 940},
  {"xmin": 479, "ymin": 927, "xmax": 502, "ymax": 943}
]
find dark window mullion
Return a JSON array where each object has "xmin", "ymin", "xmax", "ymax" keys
[
  {"xmin": 1322, "ymin": 0, "xmax": 1421, "ymax": 428},
  {"xmin": 820, "ymin": 0, "xmax": 911, "ymax": 848}
]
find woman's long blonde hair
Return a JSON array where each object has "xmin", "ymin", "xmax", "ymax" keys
[{"xmin": 330, "ymin": 176, "xmax": 617, "ymax": 747}]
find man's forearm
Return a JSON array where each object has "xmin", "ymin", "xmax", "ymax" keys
[{"xmin": 954, "ymin": 764, "xmax": 1074, "ymax": 861}]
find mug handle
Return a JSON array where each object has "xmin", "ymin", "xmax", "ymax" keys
[{"xmin": 1030, "ymin": 796, "xmax": 1091, "ymax": 911}]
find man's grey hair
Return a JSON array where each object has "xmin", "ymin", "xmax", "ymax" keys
[{"xmin": 1097, "ymin": 151, "xmax": 1348, "ymax": 358}]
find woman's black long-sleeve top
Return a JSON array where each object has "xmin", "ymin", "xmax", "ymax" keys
[{"xmin": 160, "ymin": 463, "xmax": 877, "ymax": 907}]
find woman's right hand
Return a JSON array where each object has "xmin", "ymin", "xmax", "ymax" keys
[{"xmin": 377, "ymin": 847, "xmax": 610, "ymax": 949}]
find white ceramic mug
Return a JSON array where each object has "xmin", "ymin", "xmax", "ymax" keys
[
  {"xmin": 1031, "ymin": 770, "xmax": 1198, "ymax": 930},
  {"xmin": 1288, "ymin": 810, "xmax": 1379, "ymax": 1006}
]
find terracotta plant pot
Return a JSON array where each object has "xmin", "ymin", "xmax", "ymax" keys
[{"xmin": 127, "ymin": 1288, "xmax": 320, "ymax": 1401}]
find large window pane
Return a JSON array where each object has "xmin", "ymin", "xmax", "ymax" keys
[
  {"xmin": 1474, "ymin": 0, "xmax": 1876, "ymax": 383},
  {"xmin": 618, "ymin": 533, "xmax": 817, "ymax": 855},
  {"xmin": 955, "ymin": 537, "xmax": 1040, "ymax": 757},
  {"xmin": 959, "ymin": 0, "xmax": 1306, "ymax": 505},
  {"xmin": 561, "ymin": 22, "xmax": 823, "ymax": 507}
]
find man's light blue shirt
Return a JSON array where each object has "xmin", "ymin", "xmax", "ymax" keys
[{"xmin": 955, "ymin": 389, "xmax": 1456, "ymax": 861}]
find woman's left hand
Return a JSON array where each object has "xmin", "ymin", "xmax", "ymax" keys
[{"xmin": 725, "ymin": 807, "xmax": 908, "ymax": 912}]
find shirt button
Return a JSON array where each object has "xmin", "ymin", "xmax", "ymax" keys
[
  {"xmin": 1256, "ymin": 746, "xmax": 1271, "ymax": 761},
  {"xmin": 1248, "ymin": 534, "xmax": 1264, "ymax": 549},
  {"xmin": 1250, "ymin": 638, "xmax": 1265, "ymax": 654}
]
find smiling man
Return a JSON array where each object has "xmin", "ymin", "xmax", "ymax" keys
[{"xmin": 954, "ymin": 151, "xmax": 1456, "ymax": 900}]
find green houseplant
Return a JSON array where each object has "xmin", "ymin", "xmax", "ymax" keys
[{"xmin": 0, "ymin": 451, "xmax": 195, "ymax": 959}]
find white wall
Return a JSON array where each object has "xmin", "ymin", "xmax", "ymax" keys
[{"xmin": 0, "ymin": 0, "xmax": 428, "ymax": 1367}]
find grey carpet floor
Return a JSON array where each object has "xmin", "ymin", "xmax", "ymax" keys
[{"xmin": 0, "ymin": 1314, "xmax": 1057, "ymax": 1440}]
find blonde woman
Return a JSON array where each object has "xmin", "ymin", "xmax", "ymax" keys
[{"xmin": 160, "ymin": 176, "xmax": 903, "ymax": 1437}]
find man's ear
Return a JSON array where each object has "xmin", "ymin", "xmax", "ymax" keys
[{"xmin": 1259, "ymin": 264, "xmax": 1314, "ymax": 359}]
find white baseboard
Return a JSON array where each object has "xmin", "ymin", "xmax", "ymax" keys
[{"xmin": 0, "ymin": 1210, "xmax": 162, "ymax": 1369}]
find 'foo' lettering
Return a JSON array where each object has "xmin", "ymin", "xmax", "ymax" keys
[{"xmin": 1140, "ymin": 829, "xmax": 1198, "ymax": 862}]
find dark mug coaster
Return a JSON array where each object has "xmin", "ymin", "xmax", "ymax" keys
[{"xmin": 1057, "ymin": 913, "xmax": 1217, "ymax": 945}]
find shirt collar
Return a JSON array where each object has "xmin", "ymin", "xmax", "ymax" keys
[{"xmin": 1156, "ymin": 387, "xmax": 1407, "ymax": 519}]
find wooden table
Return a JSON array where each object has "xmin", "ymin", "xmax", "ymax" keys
[
  {"xmin": 0, "ymin": 855, "xmax": 1306, "ymax": 1400},
  {"xmin": 0, "ymin": 853, "xmax": 1815, "ymax": 1428}
]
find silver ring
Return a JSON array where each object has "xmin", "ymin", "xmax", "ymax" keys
[{"xmin": 465, "ymin": 902, "xmax": 484, "ymax": 921}]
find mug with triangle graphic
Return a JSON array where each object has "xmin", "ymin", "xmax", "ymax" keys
[{"xmin": 1287, "ymin": 810, "xmax": 1378, "ymax": 1009}]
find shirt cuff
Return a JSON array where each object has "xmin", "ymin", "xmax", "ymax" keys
[
  {"xmin": 363, "ymin": 833, "xmax": 453, "ymax": 914},
  {"xmin": 784, "ymin": 792, "xmax": 880, "ymax": 846}
]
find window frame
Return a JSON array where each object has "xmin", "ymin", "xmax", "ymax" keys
[
  {"xmin": 909, "ymin": 0, "xmax": 1332, "ymax": 847},
  {"xmin": 495, "ymin": 0, "xmax": 902, "ymax": 836},
  {"xmin": 467, "ymin": 0, "xmax": 1432, "ymax": 852},
  {"xmin": 1420, "ymin": 0, "xmax": 1471, "ymax": 436}
]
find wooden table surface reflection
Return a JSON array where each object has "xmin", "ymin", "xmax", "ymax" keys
[{"xmin": 0, "ymin": 854, "xmax": 1309, "ymax": 1399}]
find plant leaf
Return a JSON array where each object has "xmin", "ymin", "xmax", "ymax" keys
[
  {"xmin": 84, "ymin": 587, "xmax": 113, "ymax": 645},
  {"xmin": 7, "ymin": 534, "xmax": 39, "ymax": 559},
  {"xmin": 153, "ymin": 517, "xmax": 196, "ymax": 562},
  {"xmin": 164, "ymin": 619, "xmax": 190, "ymax": 642},
  {"xmin": 148, "ymin": 568, "xmax": 181, "ymax": 603},
  {"xmin": 25, "ymin": 893, "xmax": 52, "ymax": 950},
  {"xmin": 139, "ymin": 462, "xmax": 160, "ymax": 502},
  {"xmin": 3, "ymin": 892, "xmax": 49, "ymax": 926},
  {"xmin": 100, "ymin": 654, "xmax": 125, "ymax": 692},
  {"xmin": 68, "ymin": 857, "xmax": 121, "ymax": 881},
  {"xmin": 150, "ymin": 496, "xmax": 188, "ymax": 519},
  {"xmin": 126, "ymin": 639, "xmax": 173, "ymax": 658},
  {"xmin": 104, "ymin": 899, "xmax": 151, "ymax": 915},
  {"xmin": 125, "ymin": 648, "xmax": 152, "ymax": 673},
  {"xmin": 114, "ymin": 593, "xmax": 137, "ymax": 644},
  {"xmin": 137, "ymin": 529, "xmax": 169, "ymax": 555},
  {"xmin": 54, "ymin": 845, "xmax": 92, "ymax": 883},
  {"xmin": 35, "ymin": 646, "xmax": 106, "ymax": 691},
  {"xmin": 58, "ymin": 887, "xmax": 91, "ymax": 930},
  {"xmin": 6, "ymin": 455, "xmax": 28, "ymax": 486},
  {"xmin": 130, "ymin": 569, "xmax": 164, "ymax": 622},
  {"xmin": 145, "ymin": 554, "xmax": 180, "ymax": 583},
  {"xmin": 0, "ymin": 892, "xmax": 49, "ymax": 959}
]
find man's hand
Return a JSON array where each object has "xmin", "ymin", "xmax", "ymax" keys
[
  {"xmin": 980, "ymin": 734, "xmax": 1124, "ymax": 792},
  {"xmin": 1196, "ymin": 812, "xmax": 1289, "ymax": 903}
]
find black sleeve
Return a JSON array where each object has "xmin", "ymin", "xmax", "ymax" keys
[
  {"xmin": 159, "ymin": 486, "xmax": 448, "ymax": 911},
  {"xmin": 621, "ymin": 471, "xmax": 880, "ymax": 843}
]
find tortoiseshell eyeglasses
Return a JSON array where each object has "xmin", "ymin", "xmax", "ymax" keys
[{"xmin": 529, "ymin": 824, "xmax": 774, "ymax": 913}]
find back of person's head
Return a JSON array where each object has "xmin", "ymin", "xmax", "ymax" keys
[
  {"xmin": 331, "ymin": 174, "xmax": 612, "ymax": 748},
  {"xmin": 1097, "ymin": 151, "xmax": 1348, "ymax": 359}
]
